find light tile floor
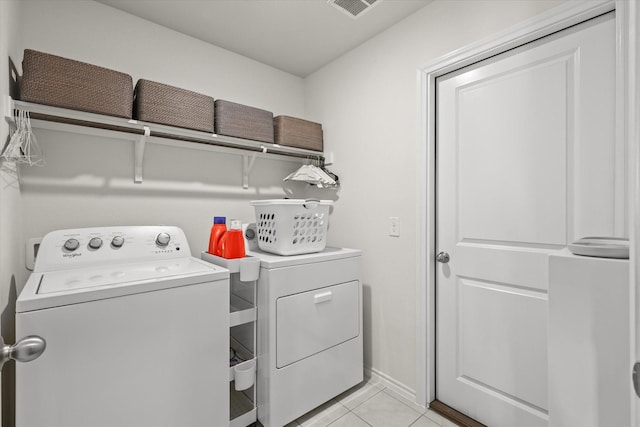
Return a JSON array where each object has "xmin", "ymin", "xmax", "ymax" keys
[{"xmin": 274, "ymin": 378, "xmax": 462, "ymax": 427}]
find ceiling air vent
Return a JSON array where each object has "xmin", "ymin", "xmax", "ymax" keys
[{"xmin": 328, "ymin": 0, "xmax": 381, "ymax": 19}]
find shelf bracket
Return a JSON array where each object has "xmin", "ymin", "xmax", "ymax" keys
[
  {"xmin": 4, "ymin": 95, "xmax": 15, "ymax": 124},
  {"xmin": 324, "ymin": 151, "xmax": 334, "ymax": 166},
  {"xmin": 242, "ymin": 145, "xmax": 267, "ymax": 189},
  {"xmin": 134, "ymin": 126, "xmax": 151, "ymax": 184}
]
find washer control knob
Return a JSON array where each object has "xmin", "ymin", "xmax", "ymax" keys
[
  {"xmin": 111, "ymin": 236, "xmax": 125, "ymax": 248},
  {"xmin": 155, "ymin": 232, "xmax": 171, "ymax": 247},
  {"xmin": 63, "ymin": 238, "xmax": 80, "ymax": 251},
  {"xmin": 88, "ymin": 237, "xmax": 103, "ymax": 250}
]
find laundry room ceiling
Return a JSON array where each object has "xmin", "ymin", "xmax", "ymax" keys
[{"xmin": 95, "ymin": 0, "xmax": 432, "ymax": 77}]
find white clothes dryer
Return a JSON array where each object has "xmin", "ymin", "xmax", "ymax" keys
[
  {"xmin": 247, "ymin": 236, "xmax": 363, "ymax": 427},
  {"xmin": 16, "ymin": 226, "xmax": 230, "ymax": 427}
]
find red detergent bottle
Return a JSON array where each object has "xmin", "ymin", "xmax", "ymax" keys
[
  {"xmin": 208, "ymin": 216, "xmax": 227, "ymax": 256},
  {"xmin": 220, "ymin": 219, "xmax": 245, "ymax": 259}
]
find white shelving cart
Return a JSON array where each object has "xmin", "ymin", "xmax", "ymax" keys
[{"xmin": 201, "ymin": 252, "xmax": 260, "ymax": 427}]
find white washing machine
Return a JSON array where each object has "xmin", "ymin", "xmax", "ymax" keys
[
  {"xmin": 246, "ymin": 229, "xmax": 363, "ymax": 427},
  {"xmin": 16, "ymin": 226, "xmax": 230, "ymax": 427}
]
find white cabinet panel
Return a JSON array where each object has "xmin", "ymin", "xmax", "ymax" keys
[{"xmin": 276, "ymin": 280, "xmax": 359, "ymax": 368}]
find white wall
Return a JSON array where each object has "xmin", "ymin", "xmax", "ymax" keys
[
  {"xmin": 304, "ymin": 0, "xmax": 567, "ymax": 394},
  {"xmin": 0, "ymin": 0, "xmax": 22, "ymax": 305},
  {"xmin": 13, "ymin": 0, "xmax": 318, "ymax": 280}
]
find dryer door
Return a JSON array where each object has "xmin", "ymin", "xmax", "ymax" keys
[{"xmin": 276, "ymin": 280, "xmax": 359, "ymax": 368}]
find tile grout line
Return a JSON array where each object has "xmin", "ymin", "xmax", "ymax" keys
[
  {"xmin": 379, "ymin": 387, "xmax": 429, "ymax": 416},
  {"xmin": 326, "ymin": 408, "xmax": 375, "ymax": 427},
  {"xmin": 294, "ymin": 378, "xmax": 450, "ymax": 427}
]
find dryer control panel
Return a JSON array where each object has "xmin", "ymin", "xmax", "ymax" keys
[{"xmin": 34, "ymin": 226, "xmax": 191, "ymax": 272}]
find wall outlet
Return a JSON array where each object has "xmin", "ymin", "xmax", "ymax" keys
[{"xmin": 389, "ymin": 217, "xmax": 400, "ymax": 237}]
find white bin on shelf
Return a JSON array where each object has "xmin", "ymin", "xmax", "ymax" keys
[
  {"xmin": 239, "ymin": 257, "xmax": 260, "ymax": 281},
  {"xmin": 250, "ymin": 199, "xmax": 332, "ymax": 256},
  {"xmin": 233, "ymin": 359, "xmax": 256, "ymax": 391}
]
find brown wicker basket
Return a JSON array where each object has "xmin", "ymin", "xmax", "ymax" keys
[
  {"xmin": 274, "ymin": 116, "xmax": 323, "ymax": 151},
  {"xmin": 215, "ymin": 100, "xmax": 274, "ymax": 143},
  {"xmin": 20, "ymin": 49, "xmax": 133, "ymax": 118},
  {"xmin": 134, "ymin": 79, "xmax": 214, "ymax": 133}
]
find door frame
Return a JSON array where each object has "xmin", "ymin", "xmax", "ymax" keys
[{"xmin": 416, "ymin": 0, "xmax": 640, "ymax": 419}]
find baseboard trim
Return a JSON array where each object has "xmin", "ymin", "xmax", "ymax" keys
[
  {"xmin": 430, "ymin": 400, "xmax": 487, "ymax": 427},
  {"xmin": 365, "ymin": 367, "xmax": 425, "ymax": 410}
]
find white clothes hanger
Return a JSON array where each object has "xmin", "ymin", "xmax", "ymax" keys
[{"xmin": 283, "ymin": 158, "xmax": 339, "ymax": 188}]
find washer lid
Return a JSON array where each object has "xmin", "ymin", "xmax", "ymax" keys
[
  {"xmin": 39, "ymin": 257, "xmax": 220, "ymax": 294},
  {"xmin": 568, "ymin": 237, "xmax": 629, "ymax": 259},
  {"xmin": 17, "ymin": 257, "xmax": 228, "ymax": 312}
]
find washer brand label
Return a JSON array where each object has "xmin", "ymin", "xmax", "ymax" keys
[{"xmin": 63, "ymin": 252, "xmax": 82, "ymax": 258}]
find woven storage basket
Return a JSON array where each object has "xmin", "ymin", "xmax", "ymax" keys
[
  {"xmin": 251, "ymin": 199, "xmax": 332, "ymax": 255},
  {"xmin": 20, "ymin": 49, "xmax": 133, "ymax": 118},
  {"xmin": 274, "ymin": 116, "xmax": 323, "ymax": 151},
  {"xmin": 134, "ymin": 79, "xmax": 214, "ymax": 133},
  {"xmin": 215, "ymin": 100, "xmax": 274, "ymax": 143}
]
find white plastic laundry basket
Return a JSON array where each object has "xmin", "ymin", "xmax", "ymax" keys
[{"xmin": 250, "ymin": 199, "xmax": 332, "ymax": 255}]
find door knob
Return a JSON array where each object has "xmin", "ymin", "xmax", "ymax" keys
[
  {"xmin": 0, "ymin": 336, "xmax": 46, "ymax": 370},
  {"xmin": 633, "ymin": 362, "xmax": 640, "ymax": 398},
  {"xmin": 436, "ymin": 251, "xmax": 450, "ymax": 263}
]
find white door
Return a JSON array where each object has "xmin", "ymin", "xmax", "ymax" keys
[{"xmin": 436, "ymin": 12, "xmax": 620, "ymax": 427}]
